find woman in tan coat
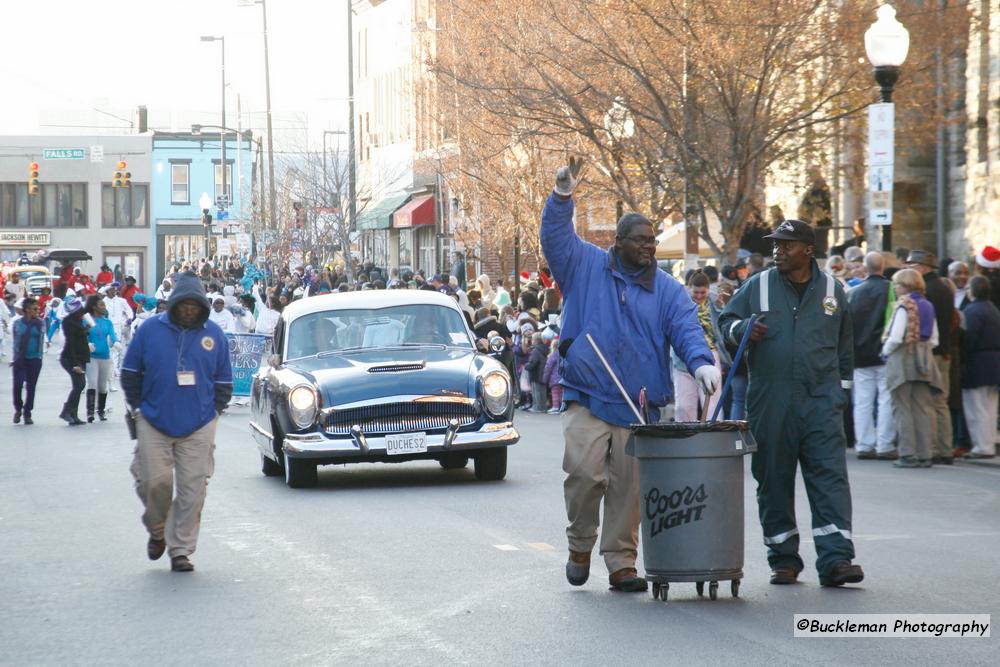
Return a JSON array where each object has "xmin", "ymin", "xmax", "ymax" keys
[{"xmin": 882, "ymin": 269, "xmax": 945, "ymax": 468}]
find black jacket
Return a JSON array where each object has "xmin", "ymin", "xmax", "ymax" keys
[
  {"xmin": 962, "ymin": 300, "xmax": 1000, "ymax": 388},
  {"xmin": 60, "ymin": 312, "xmax": 91, "ymax": 367},
  {"xmin": 847, "ymin": 274, "xmax": 891, "ymax": 368},
  {"xmin": 923, "ymin": 272, "xmax": 953, "ymax": 356}
]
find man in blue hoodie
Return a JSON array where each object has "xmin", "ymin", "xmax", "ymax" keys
[
  {"xmin": 541, "ymin": 157, "xmax": 719, "ymax": 592},
  {"xmin": 121, "ymin": 272, "xmax": 232, "ymax": 573}
]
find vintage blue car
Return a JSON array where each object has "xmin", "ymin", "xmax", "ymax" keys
[{"xmin": 249, "ymin": 290, "xmax": 519, "ymax": 487}]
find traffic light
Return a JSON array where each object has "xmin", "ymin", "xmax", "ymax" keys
[
  {"xmin": 28, "ymin": 162, "xmax": 39, "ymax": 196},
  {"xmin": 113, "ymin": 160, "xmax": 130, "ymax": 188}
]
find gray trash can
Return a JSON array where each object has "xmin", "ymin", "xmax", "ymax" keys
[{"xmin": 626, "ymin": 420, "xmax": 757, "ymax": 602}]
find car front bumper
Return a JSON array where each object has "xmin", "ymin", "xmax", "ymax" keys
[{"xmin": 281, "ymin": 421, "xmax": 519, "ymax": 460}]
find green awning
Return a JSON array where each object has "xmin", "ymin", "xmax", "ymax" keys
[{"xmin": 356, "ymin": 193, "xmax": 411, "ymax": 231}]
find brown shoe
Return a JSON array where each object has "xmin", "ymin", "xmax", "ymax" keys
[
  {"xmin": 147, "ymin": 536, "xmax": 166, "ymax": 561},
  {"xmin": 609, "ymin": 567, "xmax": 648, "ymax": 592},
  {"xmin": 170, "ymin": 555, "xmax": 195, "ymax": 572},
  {"xmin": 769, "ymin": 567, "xmax": 799, "ymax": 585},
  {"xmin": 566, "ymin": 550, "xmax": 590, "ymax": 586},
  {"xmin": 875, "ymin": 450, "xmax": 899, "ymax": 461}
]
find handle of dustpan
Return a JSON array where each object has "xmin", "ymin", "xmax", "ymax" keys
[{"xmin": 709, "ymin": 313, "xmax": 758, "ymax": 423}]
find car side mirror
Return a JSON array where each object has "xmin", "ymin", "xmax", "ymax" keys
[{"xmin": 268, "ymin": 354, "xmax": 280, "ymax": 368}]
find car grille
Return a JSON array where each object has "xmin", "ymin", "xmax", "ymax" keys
[{"xmin": 323, "ymin": 402, "xmax": 479, "ymax": 435}]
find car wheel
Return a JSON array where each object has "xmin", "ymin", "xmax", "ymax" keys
[
  {"xmin": 284, "ymin": 452, "xmax": 318, "ymax": 488},
  {"xmin": 261, "ymin": 453, "xmax": 283, "ymax": 477},
  {"xmin": 439, "ymin": 453, "xmax": 469, "ymax": 470},
  {"xmin": 473, "ymin": 447, "xmax": 507, "ymax": 481}
]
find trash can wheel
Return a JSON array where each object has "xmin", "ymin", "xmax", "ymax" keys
[
  {"xmin": 709, "ymin": 581, "xmax": 718, "ymax": 600},
  {"xmin": 731, "ymin": 580, "xmax": 740, "ymax": 598},
  {"xmin": 651, "ymin": 582, "xmax": 660, "ymax": 599},
  {"xmin": 696, "ymin": 581, "xmax": 704, "ymax": 597},
  {"xmin": 651, "ymin": 582, "xmax": 668, "ymax": 602}
]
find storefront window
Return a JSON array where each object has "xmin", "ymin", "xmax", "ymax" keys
[{"xmin": 398, "ymin": 229, "xmax": 413, "ymax": 268}]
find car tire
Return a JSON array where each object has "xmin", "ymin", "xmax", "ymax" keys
[
  {"xmin": 473, "ymin": 447, "xmax": 507, "ymax": 481},
  {"xmin": 439, "ymin": 453, "xmax": 469, "ymax": 470},
  {"xmin": 261, "ymin": 453, "xmax": 283, "ymax": 477},
  {"xmin": 284, "ymin": 452, "xmax": 318, "ymax": 488}
]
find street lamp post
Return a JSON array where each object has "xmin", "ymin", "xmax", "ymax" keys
[
  {"xmin": 201, "ymin": 35, "xmax": 228, "ymax": 213},
  {"xmin": 346, "ymin": 0, "xmax": 357, "ymax": 237},
  {"xmin": 322, "ymin": 130, "xmax": 347, "ymax": 206},
  {"xmin": 864, "ymin": 4, "xmax": 910, "ymax": 251},
  {"xmin": 603, "ymin": 97, "xmax": 635, "ymax": 221}
]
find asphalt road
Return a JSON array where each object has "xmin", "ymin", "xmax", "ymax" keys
[{"xmin": 1, "ymin": 359, "xmax": 998, "ymax": 666}]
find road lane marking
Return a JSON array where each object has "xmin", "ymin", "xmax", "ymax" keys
[
  {"xmin": 493, "ymin": 544, "xmax": 519, "ymax": 551},
  {"xmin": 526, "ymin": 542, "xmax": 554, "ymax": 551}
]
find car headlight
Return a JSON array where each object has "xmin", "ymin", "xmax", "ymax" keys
[
  {"xmin": 288, "ymin": 385, "xmax": 318, "ymax": 429},
  {"xmin": 482, "ymin": 371, "xmax": 510, "ymax": 417}
]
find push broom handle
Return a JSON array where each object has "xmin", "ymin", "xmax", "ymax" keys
[
  {"xmin": 710, "ymin": 313, "xmax": 758, "ymax": 423},
  {"xmin": 585, "ymin": 333, "xmax": 646, "ymax": 425}
]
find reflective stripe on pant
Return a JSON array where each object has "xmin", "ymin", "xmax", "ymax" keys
[
  {"xmin": 852, "ymin": 365, "xmax": 896, "ymax": 454},
  {"xmin": 963, "ymin": 385, "xmax": 999, "ymax": 456},
  {"xmin": 931, "ymin": 356, "xmax": 953, "ymax": 457},
  {"xmin": 750, "ymin": 387, "xmax": 855, "ymax": 575},
  {"xmin": 561, "ymin": 402, "xmax": 640, "ymax": 573},
  {"xmin": 130, "ymin": 414, "xmax": 218, "ymax": 559}
]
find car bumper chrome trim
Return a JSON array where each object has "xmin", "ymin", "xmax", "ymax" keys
[
  {"xmin": 249, "ymin": 420, "xmax": 273, "ymax": 440},
  {"xmin": 283, "ymin": 422, "xmax": 518, "ymax": 458}
]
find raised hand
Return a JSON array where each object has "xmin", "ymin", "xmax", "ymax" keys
[{"xmin": 554, "ymin": 156, "xmax": 586, "ymax": 198}]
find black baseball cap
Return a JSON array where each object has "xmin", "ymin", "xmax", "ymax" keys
[{"xmin": 764, "ymin": 219, "xmax": 816, "ymax": 245}]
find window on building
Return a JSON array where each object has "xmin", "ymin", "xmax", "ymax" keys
[
  {"xmin": 170, "ymin": 161, "xmax": 190, "ymax": 204},
  {"xmin": 0, "ymin": 183, "xmax": 84, "ymax": 228},
  {"xmin": 101, "ymin": 184, "xmax": 150, "ymax": 228},
  {"xmin": 213, "ymin": 162, "xmax": 233, "ymax": 204}
]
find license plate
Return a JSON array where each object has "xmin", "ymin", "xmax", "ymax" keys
[{"xmin": 385, "ymin": 432, "xmax": 427, "ymax": 455}]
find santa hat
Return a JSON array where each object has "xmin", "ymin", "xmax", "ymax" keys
[{"xmin": 976, "ymin": 245, "xmax": 1000, "ymax": 269}]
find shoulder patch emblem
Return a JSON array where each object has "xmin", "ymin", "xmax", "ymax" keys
[
  {"xmin": 822, "ymin": 296, "xmax": 838, "ymax": 316},
  {"xmin": 201, "ymin": 336, "xmax": 215, "ymax": 351}
]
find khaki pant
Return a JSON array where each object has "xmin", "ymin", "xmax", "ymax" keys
[
  {"xmin": 892, "ymin": 382, "xmax": 933, "ymax": 460},
  {"xmin": 561, "ymin": 402, "xmax": 640, "ymax": 573},
  {"xmin": 931, "ymin": 356, "xmax": 953, "ymax": 457},
  {"xmin": 130, "ymin": 415, "xmax": 218, "ymax": 559}
]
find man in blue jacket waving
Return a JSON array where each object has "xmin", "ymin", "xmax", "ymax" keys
[
  {"xmin": 541, "ymin": 158, "xmax": 719, "ymax": 592},
  {"xmin": 121, "ymin": 272, "xmax": 232, "ymax": 573}
]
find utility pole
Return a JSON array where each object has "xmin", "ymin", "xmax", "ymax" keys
[
  {"xmin": 347, "ymin": 0, "xmax": 357, "ymax": 237},
  {"xmin": 262, "ymin": 0, "xmax": 277, "ymax": 231},
  {"xmin": 221, "ymin": 38, "xmax": 227, "ymax": 212}
]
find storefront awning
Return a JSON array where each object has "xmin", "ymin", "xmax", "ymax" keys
[
  {"xmin": 356, "ymin": 193, "xmax": 411, "ymax": 231},
  {"xmin": 392, "ymin": 194, "xmax": 435, "ymax": 229}
]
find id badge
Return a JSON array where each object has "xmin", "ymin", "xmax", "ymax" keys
[{"xmin": 177, "ymin": 371, "xmax": 196, "ymax": 387}]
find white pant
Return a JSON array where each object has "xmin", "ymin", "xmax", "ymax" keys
[
  {"xmin": 672, "ymin": 350, "xmax": 721, "ymax": 423},
  {"xmin": 962, "ymin": 386, "xmax": 998, "ymax": 456},
  {"xmin": 853, "ymin": 365, "xmax": 896, "ymax": 454}
]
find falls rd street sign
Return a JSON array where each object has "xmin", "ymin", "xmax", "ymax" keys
[{"xmin": 43, "ymin": 149, "xmax": 85, "ymax": 160}]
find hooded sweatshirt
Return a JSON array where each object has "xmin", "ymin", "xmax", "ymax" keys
[{"xmin": 121, "ymin": 272, "xmax": 233, "ymax": 437}]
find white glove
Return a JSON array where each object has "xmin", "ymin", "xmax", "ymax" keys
[
  {"xmin": 694, "ymin": 364, "xmax": 722, "ymax": 396},
  {"xmin": 88, "ymin": 342, "xmax": 97, "ymax": 353},
  {"xmin": 113, "ymin": 341, "xmax": 123, "ymax": 351},
  {"xmin": 554, "ymin": 156, "xmax": 585, "ymax": 197}
]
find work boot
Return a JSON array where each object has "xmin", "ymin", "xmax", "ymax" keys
[
  {"xmin": 769, "ymin": 567, "xmax": 800, "ymax": 585},
  {"xmin": 819, "ymin": 561, "xmax": 864, "ymax": 587},
  {"xmin": 147, "ymin": 536, "xmax": 166, "ymax": 561},
  {"xmin": 13, "ymin": 410, "xmax": 21, "ymax": 424},
  {"xmin": 609, "ymin": 568, "xmax": 648, "ymax": 592},
  {"xmin": 97, "ymin": 393, "xmax": 108, "ymax": 421},
  {"xmin": 86, "ymin": 389, "xmax": 96, "ymax": 423},
  {"xmin": 566, "ymin": 550, "xmax": 590, "ymax": 586},
  {"xmin": 171, "ymin": 555, "xmax": 195, "ymax": 572}
]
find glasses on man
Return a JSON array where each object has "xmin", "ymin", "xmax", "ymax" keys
[{"xmin": 624, "ymin": 235, "xmax": 659, "ymax": 247}]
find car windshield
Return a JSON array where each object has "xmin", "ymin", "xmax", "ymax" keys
[{"xmin": 285, "ymin": 304, "xmax": 472, "ymax": 359}]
